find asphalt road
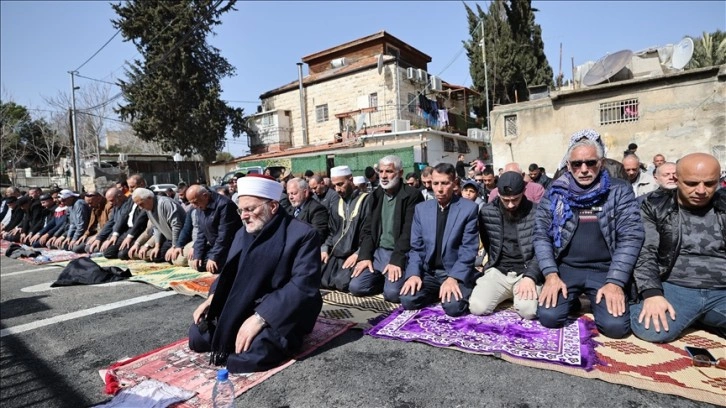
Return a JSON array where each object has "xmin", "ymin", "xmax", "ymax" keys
[{"xmin": 0, "ymin": 257, "xmax": 718, "ymax": 408}]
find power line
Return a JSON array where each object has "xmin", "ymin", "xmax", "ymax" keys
[
  {"xmin": 75, "ymin": 73, "xmax": 119, "ymax": 87},
  {"xmin": 72, "ymin": 29, "xmax": 122, "ymax": 72}
]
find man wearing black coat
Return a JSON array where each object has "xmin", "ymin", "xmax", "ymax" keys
[
  {"xmin": 470, "ymin": 172, "xmax": 542, "ymax": 319},
  {"xmin": 352, "ymin": 155, "xmax": 424, "ymax": 303},
  {"xmin": 286, "ymin": 177, "xmax": 329, "ymax": 243}
]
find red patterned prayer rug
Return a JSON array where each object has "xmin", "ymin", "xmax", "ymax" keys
[
  {"xmin": 169, "ymin": 275, "xmax": 216, "ymax": 298},
  {"xmin": 499, "ymin": 317, "xmax": 725, "ymax": 405},
  {"xmin": 103, "ymin": 317, "xmax": 354, "ymax": 407}
]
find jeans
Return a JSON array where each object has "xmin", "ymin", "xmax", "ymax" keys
[
  {"xmin": 630, "ymin": 282, "xmax": 726, "ymax": 343},
  {"xmin": 537, "ymin": 266, "xmax": 631, "ymax": 339}
]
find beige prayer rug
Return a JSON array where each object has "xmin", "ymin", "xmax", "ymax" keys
[{"xmin": 320, "ymin": 290, "xmax": 398, "ymax": 329}]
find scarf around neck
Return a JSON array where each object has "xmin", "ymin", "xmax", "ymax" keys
[{"xmin": 547, "ymin": 169, "xmax": 611, "ymax": 248}]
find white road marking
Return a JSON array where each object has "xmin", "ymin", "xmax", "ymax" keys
[
  {"xmin": 1, "ymin": 266, "xmax": 62, "ymax": 277},
  {"xmin": 0, "ymin": 291, "xmax": 176, "ymax": 338},
  {"xmin": 21, "ymin": 281, "xmax": 137, "ymax": 293}
]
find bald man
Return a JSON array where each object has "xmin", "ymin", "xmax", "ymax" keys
[
  {"xmin": 487, "ymin": 162, "xmax": 545, "ymax": 203},
  {"xmin": 186, "ymin": 184, "xmax": 242, "ymax": 273},
  {"xmin": 622, "ymin": 154, "xmax": 657, "ymax": 197},
  {"xmin": 631, "ymin": 153, "xmax": 725, "ymax": 342}
]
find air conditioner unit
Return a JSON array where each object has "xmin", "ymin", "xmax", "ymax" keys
[
  {"xmin": 467, "ymin": 128, "xmax": 491, "ymax": 143},
  {"xmin": 406, "ymin": 67, "xmax": 416, "ymax": 81},
  {"xmin": 416, "ymin": 69, "xmax": 428, "ymax": 84},
  {"xmin": 430, "ymin": 75, "xmax": 442, "ymax": 91},
  {"xmin": 391, "ymin": 119, "xmax": 411, "ymax": 133}
]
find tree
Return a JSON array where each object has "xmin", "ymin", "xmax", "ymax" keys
[
  {"xmin": 689, "ymin": 30, "xmax": 726, "ymax": 69},
  {"xmin": 463, "ymin": 0, "xmax": 554, "ymax": 126},
  {"xmin": 112, "ymin": 0, "xmax": 252, "ymax": 163},
  {"xmin": 0, "ymin": 101, "xmax": 31, "ymax": 181},
  {"xmin": 215, "ymin": 151, "xmax": 234, "ymax": 162}
]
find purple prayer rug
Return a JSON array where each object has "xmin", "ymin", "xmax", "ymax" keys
[{"xmin": 367, "ymin": 305, "xmax": 597, "ymax": 369}]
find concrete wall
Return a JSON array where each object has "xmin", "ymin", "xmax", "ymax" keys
[{"xmin": 489, "ymin": 66, "xmax": 726, "ymax": 173}]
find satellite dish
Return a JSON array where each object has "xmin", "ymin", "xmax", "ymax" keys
[
  {"xmin": 671, "ymin": 37, "xmax": 694, "ymax": 70},
  {"xmin": 376, "ymin": 53, "xmax": 384, "ymax": 75},
  {"xmin": 582, "ymin": 49, "xmax": 633, "ymax": 87}
]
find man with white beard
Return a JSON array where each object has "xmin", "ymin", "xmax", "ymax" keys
[
  {"xmin": 189, "ymin": 174, "xmax": 322, "ymax": 373},
  {"xmin": 352, "ymin": 155, "xmax": 424, "ymax": 302},
  {"xmin": 654, "ymin": 162, "xmax": 677, "ymax": 190}
]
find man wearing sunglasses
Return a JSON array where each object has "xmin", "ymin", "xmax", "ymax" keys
[
  {"xmin": 631, "ymin": 153, "xmax": 725, "ymax": 342},
  {"xmin": 534, "ymin": 130, "xmax": 644, "ymax": 339},
  {"xmin": 189, "ymin": 174, "xmax": 322, "ymax": 373}
]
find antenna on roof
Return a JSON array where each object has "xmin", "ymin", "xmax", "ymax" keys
[{"xmin": 376, "ymin": 53, "xmax": 384, "ymax": 75}]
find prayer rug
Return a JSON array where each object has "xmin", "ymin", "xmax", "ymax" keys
[
  {"xmin": 2, "ymin": 239, "xmax": 89, "ymax": 264},
  {"xmin": 127, "ymin": 267, "xmax": 209, "ymax": 290},
  {"xmin": 54, "ymin": 257, "xmax": 183, "ymax": 276},
  {"xmin": 103, "ymin": 317, "xmax": 354, "ymax": 407},
  {"xmin": 321, "ymin": 290, "xmax": 398, "ymax": 329},
  {"xmin": 367, "ymin": 305, "xmax": 597, "ymax": 369},
  {"xmin": 169, "ymin": 275, "xmax": 216, "ymax": 298},
  {"xmin": 498, "ymin": 321, "xmax": 726, "ymax": 406}
]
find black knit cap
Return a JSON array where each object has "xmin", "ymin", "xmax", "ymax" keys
[{"xmin": 497, "ymin": 171, "xmax": 525, "ymax": 196}]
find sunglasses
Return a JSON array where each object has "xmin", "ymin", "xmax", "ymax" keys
[
  {"xmin": 569, "ymin": 159, "xmax": 599, "ymax": 168},
  {"xmin": 692, "ymin": 355, "xmax": 726, "ymax": 369}
]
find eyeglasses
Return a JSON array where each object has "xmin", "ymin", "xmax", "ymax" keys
[
  {"xmin": 692, "ymin": 355, "xmax": 726, "ymax": 369},
  {"xmin": 237, "ymin": 200, "xmax": 269, "ymax": 216},
  {"xmin": 569, "ymin": 159, "xmax": 599, "ymax": 169}
]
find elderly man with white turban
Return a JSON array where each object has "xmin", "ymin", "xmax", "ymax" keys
[{"xmin": 189, "ymin": 174, "xmax": 323, "ymax": 373}]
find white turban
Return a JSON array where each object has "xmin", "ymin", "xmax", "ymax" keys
[
  {"xmin": 237, "ymin": 175, "xmax": 283, "ymax": 201},
  {"xmin": 330, "ymin": 165, "xmax": 352, "ymax": 178},
  {"xmin": 353, "ymin": 176, "xmax": 367, "ymax": 185}
]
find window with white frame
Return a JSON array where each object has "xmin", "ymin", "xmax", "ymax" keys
[
  {"xmin": 260, "ymin": 113, "xmax": 273, "ymax": 127},
  {"xmin": 369, "ymin": 93, "xmax": 378, "ymax": 108},
  {"xmin": 316, "ymin": 104, "xmax": 329, "ymax": 123},
  {"xmin": 600, "ymin": 98, "xmax": 639, "ymax": 125},
  {"xmin": 407, "ymin": 93, "xmax": 417, "ymax": 113},
  {"xmin": 504, "ymin": 115, "xmax": 518, "ymax": 137}
]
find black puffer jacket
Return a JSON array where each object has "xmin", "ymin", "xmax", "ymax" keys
[
  {"xmin": 479, "ymin": 197, "xmax": 542, "ymax": 284},
  {"xmin": 634, "ymin": 188, "xmax": 726, "ymax": 298}
]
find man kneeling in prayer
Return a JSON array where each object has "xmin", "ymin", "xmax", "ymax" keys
[{"xmin": 188, "ymin": 174, "xmax": 323, "ymax": 373}]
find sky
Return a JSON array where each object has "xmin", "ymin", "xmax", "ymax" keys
[{"xmin": 2, "ymin": 1, "xmax": 724, "ymax": 157}]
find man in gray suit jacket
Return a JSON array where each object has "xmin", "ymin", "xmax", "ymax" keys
[
  {"xmin": 400, "ymin": 163, "xmax": 479, "ymax": 317},
  {"xmin": 128, "ymin": 188, "xmax": 186, "ymax": 263}
]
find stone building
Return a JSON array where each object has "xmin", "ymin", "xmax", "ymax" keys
[
  {"xmin": 232, "ymin": 31, "xmax": 490, "ymax": 176},
  {"xmin": 489, "ymin": 64, "xmax": 726, "ymax": 172}
]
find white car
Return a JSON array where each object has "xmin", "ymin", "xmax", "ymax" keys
[{"xmin": 148, "ymin": 184, "xmax": 177, "ymax": 193}]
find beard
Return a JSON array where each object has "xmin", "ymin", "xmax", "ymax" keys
[
  {"xmin": 499, "ymin": 199, "xmax": 526, "ymax": 223},
  {"xmin": 243, "ymin": 204, "xmax": 273, "ymax": 234},
  {"xmin": 380, "ymin": 174, "xmax": 400, "ymax": 191}
]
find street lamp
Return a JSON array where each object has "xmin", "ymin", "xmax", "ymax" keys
[
  {"xmin": 69, "ymin": 71, "xmax": 82, "ymax": 191},
  {"xmin": 173, "ymin": 153, "xmax": 183, "ymax": 184}
]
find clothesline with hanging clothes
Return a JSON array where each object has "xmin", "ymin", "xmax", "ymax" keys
[{"xmin": 417, "ymin": 93, "xmax": 450, "ymax": 129}]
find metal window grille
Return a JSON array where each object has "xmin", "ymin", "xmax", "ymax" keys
[
  {"xmin": 457, "ymin": 140, "xmax": 470, "ymax": 154},
  {"xmin": 504, "ymin": 115, "xmax": 518, "ymax": 137},
  {"xmin": 443, "ymin": 137, "xmax": 456, "ymax": 152},
  {"xmin": 407, "ymin": 93, "xmax": 417, "ymax": 113},
  {"xmin": 713, "ymin": 145, "xmax": 726, "ymax": 164},
  {"xmin": 600, "ymin": 99, "xmax": 639, "ymax": 125},
  {"xmin": 316, "ymin": 104, "xmax": 328, "ymax": 123},
  {"xmin": 369, "ymin": 93, "xmax": 378, "ymax": 108}
]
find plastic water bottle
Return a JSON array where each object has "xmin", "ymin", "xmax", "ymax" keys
[{"xmin": 212, "ymin": 368, "xmax": 236, "ymax": 408}]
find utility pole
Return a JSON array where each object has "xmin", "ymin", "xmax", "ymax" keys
[
  {"xmin": 480, "ymin": 19, "xmax": 490, "ymax": 131},
  {"xmin": 69, "ymin": 71, "xmax": 82, "ymax": 191}
]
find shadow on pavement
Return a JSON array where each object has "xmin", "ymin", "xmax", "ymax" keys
[
  {"xmin": 0, "ymin": 295, "xmax": 51, "ymax": 320},
  {"xmin": 298, "ymin": 328, "xmax": 364, "ymax": 362},
  {"xmin": 0, "ymin": 322, "xmax": 91, "ymax": 408}
]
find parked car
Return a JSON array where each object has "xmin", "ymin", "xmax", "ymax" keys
[{"xmin": 148, "ymin": 184, "xmax": 177, "ymax": 193}]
